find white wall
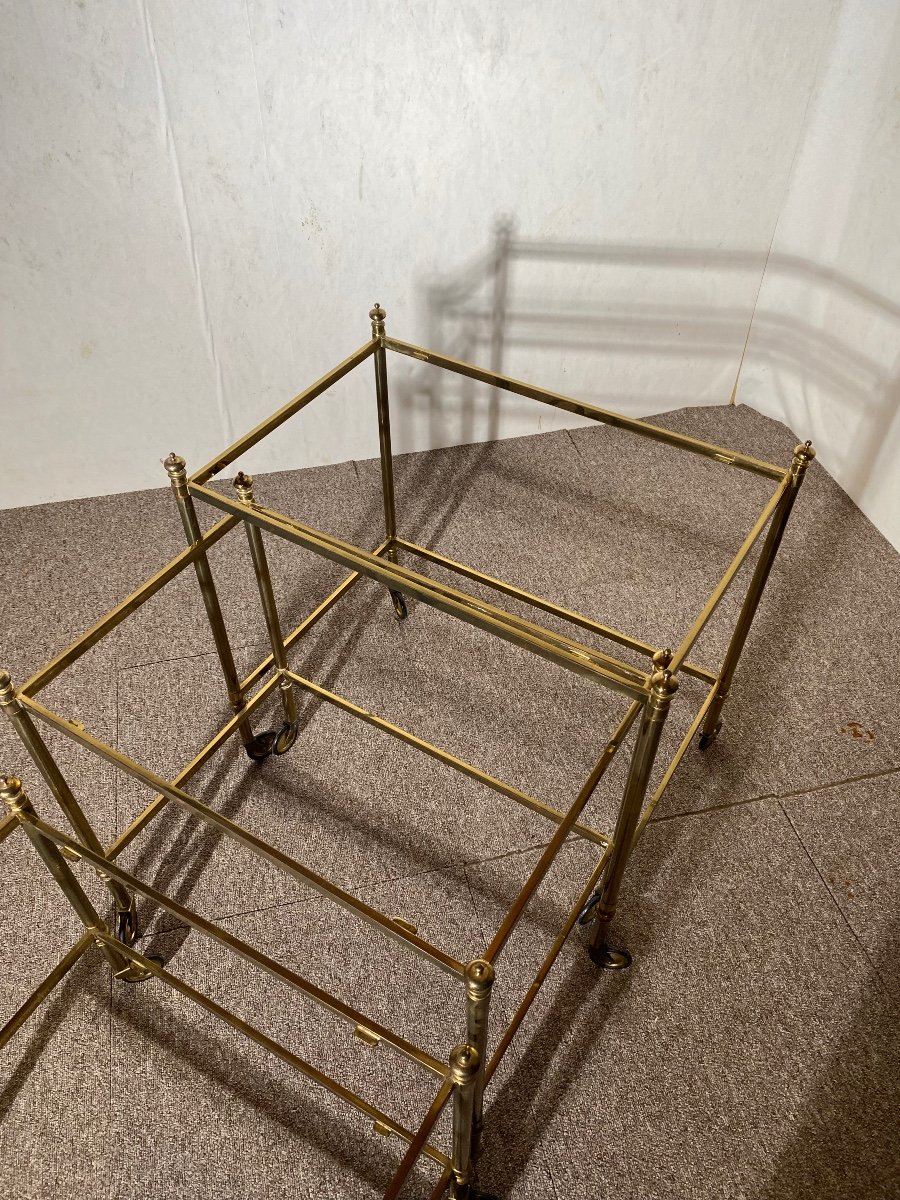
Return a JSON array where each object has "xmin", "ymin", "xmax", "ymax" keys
[
  {"xmin": 735, "ymin": 0, "xmax": 900, "ymax": 549},
  {"xmin": 3, "ymin": 1, "xmax": 896, "ymax": 549}
]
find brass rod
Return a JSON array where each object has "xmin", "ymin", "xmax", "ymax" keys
[
  {"xmin": 482, "ymin": 702, "xmax": 640, "ymax": 963},
  {"xmin": 21, "ymin": 696, "xmax": 467, "ymax": 979},
  {"xmin": 484, "ymin": 857, "xmax": 608, "ymax": 1085},
  {"xmin": 283, "ymin": 669, "xmax": 610, "ymax": 848},
  {"xmin": 190, "ymin": 341, "xmax": 377, "ymax": 485},
  {"xmin": 19, "ymin": 514, "xmax": 239, "ymax": 699},
  {"xmin": 588, "ymin": 673, "xmax": 677, "ymax": 960},
  {"xmin": 190, "ymin": 482, "xmax": 649, "ymax": 700},
  {"xmin": 103, "ymin": 672, "xmax": 282, "ymax": 861},
  {"xmin": 0, "ymin": 777, "xmax": 132, "ymax": 976},
  {"xmin": 384, "ymin": 338, "xmax": 785, "ymax": 480},
  {"xmin": 28, "ymin": 814, "xmax": 445, "ymax": 1077},
  {"xmin": 698, "ymin": 442, "xmax": 815, "ymax": 741},
  {"xmin": 0, "ymin": 933, "xmax": 93, "ymax": 1050},
  {"xmin": 0, "ymin": 672, "xmax": 133, "ymax": 913},
  {"xmin": 669, "ymin": 470, "xmax": 792, "ymax": 674},
  {"xmin": 232, "ymin": 472, "xmax": 297, "ymax": 734},
  {"xmin": 237, "ymin": 540, "xmax": 391, "ymax": 696},
  {"xmin": 0, "ymin": 675, "xmax": 282, "ymax": 1053},
  {"xmin": 90, "ymin": 929, "xmax": 451, "ymax": 1168},
  {"xmin": 448, "ymin": 1045, "xmax": 479, "ymax": 1194},
  {"xmin": 394, "ymin": 538, "xmax": 718, "ymax": 685},
  {"xmin": 381, "ymin": 1078, "xmax": 455, "ymax": 1200},
  {"xmin": 371, "ymin": 308, "xmax": 398, "ymax": 546},
  {"xmin": 633, "ymin": 684, "xmax": 719, "ymax": 841},
  {"xmin": 165, "ymin": 455, "xmax": 255, "ymax": 747}
]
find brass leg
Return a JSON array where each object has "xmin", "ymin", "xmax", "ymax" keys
[
  {"xmin": 0, "ymin": 671, "xmax": 138, "ymax": 944},
  {"xmin": 464, "ymin": 960, "xmax": 495, "ymax": 1162},
  {"xmin": 370, "ymin": 303, "xmax": 408, "ymax": 622},
  {"xmin": 700, "ymin": 441, "xmax": 815, "ymax": 749},
  {"xmin": 232, "ymin": 472, "xmax": 299, "ymax": 755},
  {"xmin": 163, "ymin": 453, "xmax": 259, "ymax": 755},
  {"xmin": 0, "ymin": 776, "xmax": 151, "ymax": 982},
  {"xmin": 588, "ymin": 658, "xmax": 678, "ymax": 968},
  {"xmin": 448, "ymin": 1045, "xmax": 478, "ymax": 1199}
]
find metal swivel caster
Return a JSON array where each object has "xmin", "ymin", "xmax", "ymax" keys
[
  {"xmin": 390, "ymin": 589, "xmax": 408, "ymax": 621},
  {"xmin": 588, "ymin": 942, "xmax": 632, "ymax": 970},
  {"xmin": 246, "ymin": 720, "xmax": 299, "ymax": 761},
  {"xmin": 115, "ymin": 899, "xmax": 140, "ymax": 947},
  {"xmin": 698, "ymin": 718, "xmax": 723, "ymax": 751}
]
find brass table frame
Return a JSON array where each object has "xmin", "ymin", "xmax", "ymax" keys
[{"xmin": 1, "ymin": 304, "xmax": 813, "ymax": 1199}]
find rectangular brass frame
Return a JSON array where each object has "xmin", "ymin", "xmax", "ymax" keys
[{"xmin": 1, "ymin": 306, "xmax": 812, "ymax": 1200}]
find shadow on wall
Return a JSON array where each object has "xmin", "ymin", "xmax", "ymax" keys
[{"xmin": 391, "ymin": 219, "xmax": 900, "ymax": 508}]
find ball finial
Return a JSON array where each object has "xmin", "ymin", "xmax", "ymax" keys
[{"xmin": 369, "ymin": 303, "xmax": 386, "ymax": 336}]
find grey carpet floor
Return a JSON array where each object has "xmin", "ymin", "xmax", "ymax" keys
[{"xmin": 1, "ymin": 404, "xmax": 898, "ymax": 1200}]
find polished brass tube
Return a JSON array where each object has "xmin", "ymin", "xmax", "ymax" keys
[
  {"xmin": 699, "ymin": 442, "xmax": 815, "ymax": 740},
  {"xmin": 485, "ymin": 856, "xmax": 608, "ymax": 1086},
  {"xmin": 1, "ymin": 673, "xmax": 283, "ymax": 1051},
  {"xmin": 371, "ymin": 306, "xmax": 398, "ymax": 547},
  {"xmin": 448, "ymin": 1044, "xmax": 480, "ymax": 1197},
  {"xmin": 165, "ymin": 454, "xmax": 255, "ymax": 748},
  {"xmin": 384, "ymin": 338, "xmax": 785, "ymax": 480},
  {"xmin": 283, "ymin": 669, "xmax": 610, "ymax": 847},
  {"xmin": 21, "ymin": 695, "xmax": 466, "ymax": 978},
  {"xmin": 589, "ymin": 666, "xmax": 678, "ymax": 964},
  {"xmin": 0, "ymin": 777, "xmax": 134, "ymax": 978},
  {"xmin": 237, "ymin": 540, "xmax": 391, "ymax": 696},
  {"xmin": 27, "ymin": 813, "xmax": 445, "ymax": 1077},
  {"xmin": 90, "ymin": 930, "xmax": 451, "ymax": 1169},
  {"xmin": 190, "ymin": 482, "xmax": 649, "ymax": 699},
  {"xmin": 669, "ymin": 469, "xmax": 792, "ymax": 674},
  {"xmin": 483, "ymin": 701, "xmax": 640, "ymax": 963},
  {"xmin": 464, "ymin": 961, "xmax": 495, "ymax": 1155},
  {"xmin": 0, "ymin": 671, "xmax": 132, "ymax": 914},
  {"xmin": 634, "ymin": 683, "xmax": 719, "ymax": 839},
  {"xmin": 19, "ymin": 514, "xmax": 239, "ymax": 699},
  {"xmin": 382, "ymin": 1077, "xmax": 455, "ymax": 1200},
  {"xmin": 0, "ymin": 932, "xmax": 93, "ymax": 1050},
  {"xmin": 190, "ymin": 340, "xmax": 377, "ymax": 485},
  {"xmin": 396, "ymin": 538, "xmax": 718, "ymax": 685},
  {"xmin": 232, "ymin": 472, "xmax": 298, "ymax": 736}
]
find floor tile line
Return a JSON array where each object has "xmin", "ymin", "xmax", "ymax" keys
[
  {"xmin": 775, "ymin": 762, "xmax": 900, "ymax": 802},
  {"xmin": 117, "ymin": 648, "xmax": 240, "ymax": 675},
  {"xmin": 776, "ymin": 797, "xmax": 892, "ymax": 1005},
  {"xmin": 646, "ymin": 789, "xmax": 779, "ymax": 825}
]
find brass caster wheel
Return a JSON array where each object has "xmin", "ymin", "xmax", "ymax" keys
[
  {"xmin": 588, "ymin": 942, "xmax": 632, "ymax": 971},
  {"xmin": 246, "ymin": 729, "xmax": 279, "ymax": 761},
  {"xmin": 115, "ymin": 900, "xmax": 139, "ymax": 947},
  {"xmin": 390, "ymin": 589, "xmax": 408, "ymax": 621},
  {"xmin": 698, "ymin": 718, "xmax": 723, "ymax": 752},
  {"xmin": 274, "ymin": 720, "xmax": 299, "ymax": 755}
]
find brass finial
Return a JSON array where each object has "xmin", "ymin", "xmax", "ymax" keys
[
  {"xmin": 464, "ymin": 959, "xmax": 495, "ymax": 998},
  {"xmin": 233, "ymin": 471, "xmax": 254, "ymax": 502},
  {"xmin": 0, "ymin": 775, "xmax": 31, "ymax": 818},
  {"xmin": 0, "ymin": 670, "xmax": 13, "ymax": 705},
  {"xmin": 652, "ymin": 648, "xmax": 673, "ymax": 671},
  {"xmin": 369, "ymin": 303, "xmax": 386, "ymax": 337},
  {"xmin": 448, "ymin": 1043, "xmax": 479, "ymax": 1086},
  {"xmin": 790, "ymin": 439, "xmax": 816, "ymax": 481},
  {"xmin": 163, "ymin": 452, "xmax": 187, "ymax": 480}
]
